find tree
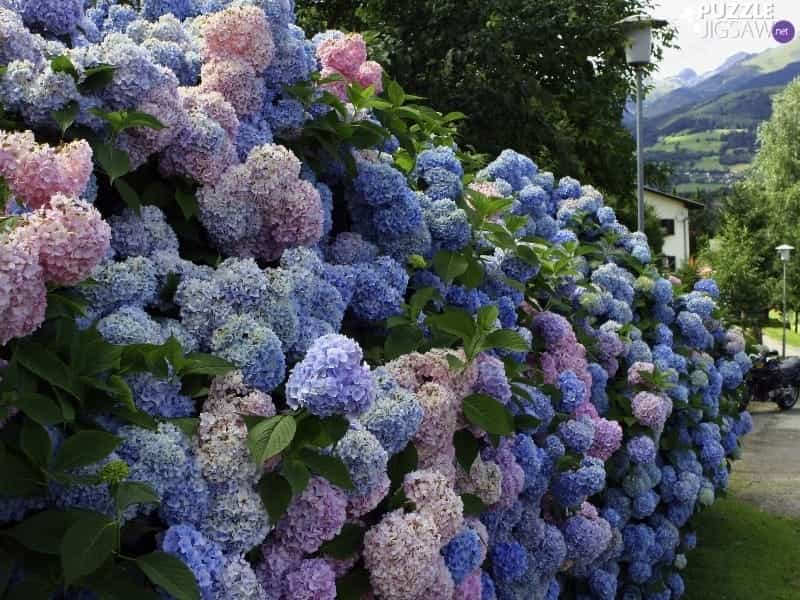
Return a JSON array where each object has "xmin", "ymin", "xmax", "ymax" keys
[{"xmin": 297, "ymin": 0, "xmax": 675, "ymax": 204}]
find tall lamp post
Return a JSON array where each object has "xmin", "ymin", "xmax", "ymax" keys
[
  {"xmin": 617, "ymin": 15, "xmax": 669, "ymax": 233},
  {"xmin": 776, "ymin": 244, "xmax": 794, "ymax": 358}
]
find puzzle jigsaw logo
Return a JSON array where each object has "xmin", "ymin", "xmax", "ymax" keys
[{"xmin": 681, "ymin": 2, "xmax": 795, "ymax": 43}]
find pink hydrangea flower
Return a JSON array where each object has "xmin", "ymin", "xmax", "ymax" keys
[
  {"xmin": 0, "ymin": 226, "xmax": 46, "ymax": 345},
  {"xmin": 587, "ymin": 416, "xmax": 623, "ymax": 461},
  {"xmin": 24, "ymin": 194, "xmax": 110, "ymax": 286},
  {"xmin": 347, "ymin": 473, "xmax": 390, "ymax": 519},
  {"xmin": 0, "ymin": 131, "xmax": 92, "ymax": 209},
  {"xmin": 627, "ymin": 362, "xmax": 655, "ymax": 386},
  {"xmin": 200, "ymin": 59, "xmax": 265, "ymax": 117},
  {"xmin": 317, "ymin": 34, "xmax": 367, "ymax": 78},
  {"xmin": 179, "ymin": 87, "xmax": 240, "ymax": 140},
  {"xmin": 632, "ymin": 392, "xmax": 673, "ymax": 430},
  {"xmin": 201, "ymin": 5, "xmax": 275, "ymax": 72},
  {"xmin": 317, "ymin": 33, "xmax": 384, "ymax": 100},
  {"xmin": 468, "ymin": 180, "xmax": 508, "ymax": 198},
  {"xmin": 363, "ymin": 509, "xmax": 442, "ymax": 600},
  {"xmin": 403, "ymin": 469, "xmax": 463, "ymax": 542}
]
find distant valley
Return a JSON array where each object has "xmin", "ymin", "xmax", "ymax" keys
[{"xmin": 625, "ymin": 41, "xmax": 800, "ymax": 194}]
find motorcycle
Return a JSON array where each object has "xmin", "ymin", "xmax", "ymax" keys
[{"xmin": 744, "ymin": 347, "xmax": 800, "ymax": 411}]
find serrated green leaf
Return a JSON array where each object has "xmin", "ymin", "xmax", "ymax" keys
[
  {"xmin": 482, "ymin": 329, "xmax": 530, "ymax": 353},
  {"xmin": 453, "ymin": 429, "xmax": 479, "ymax": 473},
  {"xmin": 432, "ymin": 250, "xmax": 469, "ymax": 283},
  {"xmin": 13, "ymin": 393, "xmax": 63, "ymax": 426},
  {"xmin": 460, "ymin": 493, "xmax": 487, "ymax": 516},
  {"xmin": 462, "ymin": 394, "xmax": 514, "ymax": 436},
  {"xmin": 387, "ymin": 442, "xmax": 417, "ymax": 489},
  {"xmin": 281, "ymin": 459, "xmax": 311, "ymax": 496},
  {"xmin": 93, "ymin": 142, "xmax": 130, "ymax": 185},
  {"xmin": 50, "ymin": 55, "xmax": 78, "ymax": 80},
  {"xmin": 258, "ymin": 472, "xmax": 293, "ymax": 521},
  {"xmin": 298, "ymin": 448, "xmax": 355, "ymax": 490},
  {"xmin": 175, "ymin": 188, "xmax": 198, "ymax": 220},
  {"xmin": 52, "ymin": 431, "xmax": 122, "ymax": 472},
  {"xmin": 514, "ymin": 414, "xmax": 541, "ymax": 431},
  {"xmin": 61, "ymin": 512, "xmax": 117, "ymax": 584},
  {"xmin": 426, "ymin": 308, "xmax": 476, "ymax": 340},
  {"xmin": 6, "ymin": 509, "xmax": 79, "ymax": 554},
  {"xmin": 114, "ymin": 481, "xmax": 159, "ymax": 513},
  {"xmin": 136, "ymin": 551, "xmax": 201, "ymax": 600},
  {"xmin": 114, "ymin": 178, "xmax": 141, "ymax": 212},
  {"xmin": 180, "ymin": 353, "xmax": 235, "ymax": 376},
  {"xmin": 20, "ymin": 419, "xmax": 51, "ymax": 468},
  {"xmin": 168, "ymin": 417, "xmax": 199, "ymax": 438},
  {"xmin": 51, "ymin": 101, "xmax": 79, "ymax": 136},
  {"xmin": 320, "ymin": 523, "xmax": 366, "ymax": 559},
  {"xmin": 477, "ymin": 305, "xmax": 500, "ymax": 332},
  {"xmin": 79, "ymin": 64, "xmax": 116, "ymax": 93},
  {"xmin": 15, "ymin": 342, "xmax": 79, "ymax": 399}
]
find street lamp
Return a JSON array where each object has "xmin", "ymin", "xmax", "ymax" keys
[
  {"xmin": 617, "ymin": 14, "xmax": 669, "ymax": 233},
  {"xmin": 776, "ymin": 244, "xmax": 794, "ymax": 358}
]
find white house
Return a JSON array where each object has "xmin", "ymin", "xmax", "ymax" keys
[{"xmin": 643, "ymin": 186, "xmax": 704, "ymax": 270}]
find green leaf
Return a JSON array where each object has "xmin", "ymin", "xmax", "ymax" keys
[
  {"xmin": 79, "ymin": 64, "xmax": 116, "ymax": 93},
  {"xmin": 453, "ymin": 429, "xmax": 479, "ymax": 473},
  {"xmin": 168, "ymin": 417, "xmax": 199, "ymax": 438},
  {"xmin": 256, "ymin": 415, "xmax": 296, "ymax": 463},
  {"xmin": 175, "ymin": 188, "xmax": 198, "ymax": 220},
  {"xmin": 297, "ymin": 448, "xmax": 355, "ymax": 490},
  {"xmin": 384, "ymin": 325, "xmax": 423, "ymax": 360},
  {"xmin": 111, "ymin": 406, "xmax": 158, "ymax": 430},
  {"xmin": 15, "ymin": 342, "xmax": 78, "ymax": 399},
  {"xmin": 50, "ymin": 55, "xmax": 78, "ymax": 80},
  {"xmin": 476, "ymin": 305, "xmax": 500, "ymax": 332},
  {"xmin": 107, "ymin": 375, "xmax": 136, "ymax": 412},
  {"xmin": 247, "ymin": 416, "xmax": 281, "ymax": 463},
  {"xmin": 20, "ymin": 419, "xmax": 51, "ymax": 468},
  {"xmin": 458, "ymin": 255, "xmax": 485, "ymax": 288},
  {"xmin": 52, "ymin": 430, "xmax": 122, "ymax": 472},
  {"xmin": 335, "ymin": 566, "xmax": 372, "ymax": 600},
  {"xmin": 446, "ymin": 353, "xmax": 466, "ymax": 371},
  {"xmin": 387, "ymin": 442, "xmax": 418, "ymax": 488},
  {"xmin": 0, "ymin": 444, "xmax": 44, "ymax": 496},
  {"xmin": 482, "ymin": 329, "xmax": 531, "ymax": 353},
  {"xmin": 258, "ymin": 472, "xmax": 293, "ymax": 522},
  {"xmin": 115, "ymin": 481, "xmax": 159, "ymax": 512},
  {"xmin": 281, "ymin": 459, "xmax": 311, "ymax": 496},
  {"xmin": 319, "ymin": 416, "xmax": 350, "ymax": 446},
  {"xmin": 426, "ymin": 308, "xmax": 475, "ymax": 340},
  {"xmin": 13, "ymin": 393, "xmax": 63, "ymax": 426},
  {"xmin": 92, "ymin": 142, "xmax": 130, "ymax": 185},
  {"xmin": 180, "ymin": 353, "xmax": 235, "ymax": 376},
  {"xmin": 51, "ymin": 101, "xmax": 79, "ymax": 136},
  {"xmin": 514, "ymin": 414, "xmax": 541, "ymax": 431},
  {"xmin": 462, "ymin": 394, "xmax": 514, "ymax": 436},
  {"xmin": 319, "ymin": 523, "xmax": 366, "ymax": 559},
  {"xmin": 6, "ymin": 509, "xmax": 79, "ymax": 554},
  {"xmin": 432, "ymin": 250, "xmax": 469, "ymax": 283},
  {"xmin": 460, "ymin": 493, "xmax": 487, "ymax": 516},
  {"xmin": 61, "ymin": 512, "xmax": 117, "ymax": 584},
  {"xmin": 408, "ymin": 287, "xmax": 436, "ymax": 318},
  {"xmin": 91, "ymin": 109, "xmax": 166, "ymax": 135},
  {"xmin": 385, "ymin": 79, "xmax": 405, "ymax": 106},
  {"xmin": 136, "ymin": 551, "xmax": 201, "ymax": 600},
  {"xmin": 114, "ymin": 178, "xmax": 141, "ymax": 212}
]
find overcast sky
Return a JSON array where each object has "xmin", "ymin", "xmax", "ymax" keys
[{"xmin": 653, "ymin": 0, "xmax": 800, "ymax": 78}]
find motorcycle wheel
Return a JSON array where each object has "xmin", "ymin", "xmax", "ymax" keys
[{"xmin": 777, "ymin": 386, "xmax": 799, "ymax": 411}]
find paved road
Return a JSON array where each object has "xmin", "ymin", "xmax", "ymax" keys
[
  {"xmin": 730, "ymin": 402, "xmax": 800, "ymax": 518},
  {"xmin": 761, "ymin": 333, "xmax": 800, "ymax": 358}
]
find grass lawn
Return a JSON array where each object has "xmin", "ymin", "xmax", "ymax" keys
[
  {"xmin": 674, "ymin": 182, "xmax": 727, "ymax": 194},
  {"xmin": 683, "ymin": 497, "xmax": 800, "ymax": 600},
  {"xmin": 764, "ymin": 310, "xmax": 800, "ymax": 348}
]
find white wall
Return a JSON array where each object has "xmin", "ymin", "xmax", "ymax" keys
[{"xmin": 644, "ymin": 191, "xmax": 691, "ymax": 269}]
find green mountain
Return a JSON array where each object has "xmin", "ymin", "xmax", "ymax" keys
[{"xmin": 635, "ymin": 41, "xmax": 800, "ymax": 194}]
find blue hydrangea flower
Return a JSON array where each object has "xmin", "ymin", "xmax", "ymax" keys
[
  {"xmin": 333, "ymin": 426, "xmax": 388, "ymax": 495},
  {"xmin": 442, "ymin": 527, "xmax": 483, "ymax": 585},
  {"xmin": 490, "ymin": 541, "xmax": 528, "ymax": 582},
  {"xmin": 359, "ymin": 369, "xmax": 423, "ymax": 455},
  {"xmin": 286, "ymin": 334, "xmax": 375, "ymax": 417}
]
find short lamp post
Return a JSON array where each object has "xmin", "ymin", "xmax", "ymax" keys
[
  {"xmin": 777, "ymin": 244, "xmax": 794, "ymax": 358},
  {"xmin": 617, "ymin": 14, "xmax": 669, "ymax": 233}
]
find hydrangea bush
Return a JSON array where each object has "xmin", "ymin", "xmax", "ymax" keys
[{"xmin": 0, "ymin": 2, "xmax": 753, "ymax": 599}]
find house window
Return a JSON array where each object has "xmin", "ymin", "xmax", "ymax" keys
[
  {"xmin": 663, "ymin": 255, "xmax": 676, "ymax": 271},
  {"xmin": 660, "ymin": 219, "xmax": 675, "ymax": 236}
]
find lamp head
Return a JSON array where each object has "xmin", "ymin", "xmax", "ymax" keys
[
  {"xmin": 616, "ymin": 14, "xmax": 669, "ymax": 66},
  {"xmin": 776, "ymin": 244, "xmax": 795, "ymax": 262}
]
